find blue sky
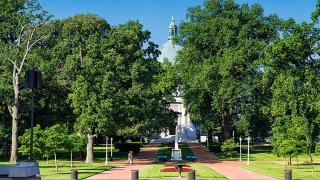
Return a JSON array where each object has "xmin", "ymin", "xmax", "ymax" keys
[{"xmin": 38, "ymin": 0, "xmax": 317, "ymax": 47}]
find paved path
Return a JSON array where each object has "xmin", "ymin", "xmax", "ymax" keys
[
  {"xmin": 189, "ymin": 143, "xmax": 275, "ymax": 180},
  {"xmin": 86, "ymin": 144, "xmax": 160, "ymax": 180}
]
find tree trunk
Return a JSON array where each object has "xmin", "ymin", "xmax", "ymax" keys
[
  {"xmin": 10, "ymin": 75, "xmax": 19, "ymax": 162},
  {"xmin": 71, "ymin": 151, "xmax": 73, "ymax": 167},
  {"xmin": 221, "ymin": 102, "xmax": 231, "ymax": 142},
  {"xmin": 85, "ymin": 134, "xmax": 94, "ymax": 163},
  {"xmin": 289, "ymin": 157, "xmax": 292, "ymax": 165},
  {"xmin": 207, "ymin": 129, "xmax": 213, "ymax": 143},
  {"xmin": 54, "ymin": 152, "xmax": 58, "ymax": 171}
]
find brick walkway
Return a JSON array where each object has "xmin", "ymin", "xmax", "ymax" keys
[
  {"xmin": 189, "ymin": 143, "xmax": 275, "ymax": 180},
  {"xmin": 86, "ymin": 144, "xmax": 160, "ymax": 180}
]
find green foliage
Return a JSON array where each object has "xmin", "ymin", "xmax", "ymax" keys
[
  {"xmin": 265, "ymin": 17, "xmax": 320, "ymax": 161},
  {"xmin": 18, "ymin": 124, "xmax": 46, "ymax": 160},
  {"xmin": 176, "ymin": 0, "xmax": 279, "ymax": 141},
  {"xmin": 67, "ymin": 133, "xmax": 87, "ymax": 153},
  {"xmin": 114, "ymin": 142, "xmax": 142, "ymax": 153},
  {"xmin": 236, "ymin": 119, "xmax": 250, "ymax": 137},
  {"xmin": 221, "ymin": 139, "xmax": 239, "ymax": 156},
  {"xmin": 316, "ymin": 143, "xmax": 320, "ymax": 156},
  {"xmin": 273, "ymin": 139, "xmax": 307, "ymax": 159},
  {"xmin": 208, "ymin": 143, "xmax": 222, "ymax": 153},
  {"xmin": 44, "ymin": 124, "xmax": 68, "ymax": 154}
]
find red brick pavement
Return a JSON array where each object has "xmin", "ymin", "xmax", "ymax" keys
[
  {"xmin": 86, "ymin": 144, "xmax": 160, "ymax": 180},
  {"xmin": 189, "ymin": 143, "xmax": 275, "ymax": 180}
]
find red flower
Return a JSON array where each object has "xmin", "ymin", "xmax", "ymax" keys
[
  {"xmin": 163, "ymin": 163, "xmax": 190, "ymax": 167},
  {"xmin": 160, "ymin": 167, "xmax": 192, "ymax": 172}
]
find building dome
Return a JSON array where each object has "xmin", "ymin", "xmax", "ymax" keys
[
  {"xmin": 157, "ymin": 16, "xmax": 182, "ymax": 63},
  {"xmin": 157, "ymin": 40, "xmax": 182, "ymax": 63}
]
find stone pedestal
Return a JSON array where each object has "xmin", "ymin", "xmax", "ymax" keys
[
  {"xmin": 171, "ymin": 149, "xmax": 182, "ymax": 161},
  {"xmin": 171, "ymin": 132, "xmax": 182, "ymax": 161}
]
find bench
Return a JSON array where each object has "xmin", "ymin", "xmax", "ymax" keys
[
  {"xmin": 8, "ymin": 162, "xmax": 40, "ymax": 177},
  {"xmin": 0, "ymin": 165, "xmax": 14, "ymax": 175},
  {"xmin": 155, "ymin": 155, "xmax": 168, "ymax": 162},
  {"xmin": 185, "ymin": 156, "xmax": 198, "ymax": 162}
]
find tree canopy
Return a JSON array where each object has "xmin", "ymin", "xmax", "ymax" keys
[{"xmin": 176, "ymin": 0, "xmax": 279, "ymax": 141}]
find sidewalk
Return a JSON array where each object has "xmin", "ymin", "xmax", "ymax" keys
[
  {"xmin": 189, "ymin": 143, "xmax": 275, "ymax": 180},
  {"xmin": 86, "ymin": 144, "xmax": 160, "ymax": 180}
]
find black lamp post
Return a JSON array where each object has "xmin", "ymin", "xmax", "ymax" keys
[{"xmin": 24, "ymin": 63, "xmax": 42, "ymax": 161}]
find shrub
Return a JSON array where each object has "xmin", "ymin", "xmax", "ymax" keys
[
  {"xmin": 114, "ymin": 142, "xmax": 142, "ymax": 153},
  {"xmin": 221, "ymin": 139, "xmax": 239, "ymax": 157},
  {"xmin": 315, "ymin": 142, "xmax": 320, "ymax": 155},
  {"xmin": 208, "ymin": 143, "xmax": 222, "ymax": 153},
  {"xmin": 18, "ymin": 124, "xmax": 46, "ymax": 161}
]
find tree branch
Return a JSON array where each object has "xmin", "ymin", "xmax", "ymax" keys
[
  {"xmin": 18, "ymin": 21, "xmax": 44, "ymax": 74},
  {"xmin": 17, "ymin": 24, "xmax": 27, "ymax": 47},
  {"xmin": 27, "ymin": 22, "xmax": 42, "ymax": 47},
  {"xmin": 8, "ymin": 58, "xmax": 19, "ymax": 70},
  {"xmin": 29, "ymin": 35, "xmax": 48, "ymax": 50},
  {"xmin": 7, "ymin": 105, "xmax": 13, "ymax": 117}
]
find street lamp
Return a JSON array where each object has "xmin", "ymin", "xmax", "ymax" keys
[
  {"xmin": 110, "ymin": 137, "xmax": 113, "ymax": 161},
  {"xmin": 239, "ymin": 137, "xmax": 242, "ymax": 161},
  {"xmin": 247, "ymin": 136, "xmax": 250, "ymax": 165},
  {"xmin": 105, "ymin": 136, "xmax": 108, "ymax": 165},
  {"xmin": 231, "ymin": 124, "xmax": 235, "ymax": 140},
  {"xmin": 24, "ymin": 63, "xmax": 42, "ymax": 161}
]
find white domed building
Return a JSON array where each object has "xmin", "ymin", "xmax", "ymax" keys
[{"xmin": 157, "ymin": 17, "xmax": 198, "ymax": 142}]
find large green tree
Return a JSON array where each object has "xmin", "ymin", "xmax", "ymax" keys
[
  {"xmin": 264, "ymin": 17, "xmax": 320, "ymax": 163},
  {"xmin": 176, "ymin": 0, "xmax": 279, "ymax": 141},
  {"xmin": 58, "ymin": 15, "xmax": 173, "ymax": 163},
  {"xmin": 56, "ymin": 14, "xmax": 111, "ymax": 163},
  {"xmin": 0, "ymin": 0, "xmax": 49, "ymax": 162}
]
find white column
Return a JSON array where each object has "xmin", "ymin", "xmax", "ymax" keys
[
  {"xmin": 110, "ymin": 137, "xmax": 113, "ymax": 160},
  {"xmin": 239, "ymin": 137, "xmax": 242, "ymax": 161},
  {"xmin": 247, "ymin": 137, "xmax": 250, "ymax": 165},
  {"xmin": 105, "ymin": 136, "xmax": 108, "ymax": 165}
]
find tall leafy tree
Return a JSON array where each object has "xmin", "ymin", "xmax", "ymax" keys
[
  {"xmin": 44, "ymin": 124, "xmax": 68, "ymax": 171},
  {"xmin": 264, "ymin": 17, "xmax": 320, "ymax": 163},
  {"xmin": 176, "ymin": 0, "xmax": 279, "ymax": 141},
  {"xmin": 0, "ymin": 0, "xmax": 50, "ymax": 162},
  {"xmin": 67, "ymin": 133, "xmax": 86, "ymax": 167},
  {"xmin": 18, "ymin": 124, "xmax": 46, "ymax": 161},
  {"xmin": 59, "ymin": 14, "xmax": 111, "ymax": 163}
]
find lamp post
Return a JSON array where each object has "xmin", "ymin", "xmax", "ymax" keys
[
  {"xmin": 231, "ymin": 124, "xmax": 235, "ymax": 140},
  {"xmin": 105, "ymin": 136, "xmax": 108, "ymax": 165},
  {"xmin": 110, "ymin": 137, "xmax": 113, "ymax": 161},
  {"xmin": 24, "ymin": 63, "xmax": 41, "ymax": 161},
  {"xmin": 247, "ymin": 137, "xmax": 250, "ymax": 165},
  {"xmin": 239, "ymin": 137, "xmax": 242, "ymax": 161}
]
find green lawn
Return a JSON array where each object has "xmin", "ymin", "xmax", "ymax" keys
[
  {"xmin": 38, "ymin": 160, "xmax": 115, "ymax": 180},
  {"xmin": 214, "ymin": 143, "xmax": 320, "ymax": 180},
  {"xmin": 0, "ymin": 144, "xmax": 131, "ymax": 180},
  {"xmin": 140, "ymin": 164, "xmax": 226, "ymax": 180},
  {"xmin": 147, "ymin": 142, "xmax": 226, "ymax": 179}
]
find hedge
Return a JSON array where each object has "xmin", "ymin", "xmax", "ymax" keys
[
  {"xmin": 114, "ymin": 142, "xmax": 142, "ymax": 153},
  {"xmin": 208, "ymin": 143, "xmax": 222, "ymax": 153}
]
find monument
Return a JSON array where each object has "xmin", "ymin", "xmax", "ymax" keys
[
  {"xmin": 157, "ymin": 16, "xmax": 199, "ymax": 142},
  {"xmin": 171, "ymin": 126, "xmax": 182, "ymax": 161}
]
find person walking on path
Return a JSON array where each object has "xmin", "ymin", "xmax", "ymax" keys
[
  {"xmin": 127, "ymin": 150, "xmax": 133, "ymax": 164},
  {"xmin": 86, "ymin": 144, "xmax": 160, "ymax": 180}
]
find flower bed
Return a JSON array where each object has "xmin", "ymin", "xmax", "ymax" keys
[
  {"xmin": 164, "ymin": 163, "xmax": 190, "ymax": 167},
  {"xmin": 160, "ymin": 167, "xmax": 192, "ymax": 172}
]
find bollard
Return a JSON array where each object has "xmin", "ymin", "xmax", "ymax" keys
[
  {"xmin": 71, "ymin": 169, "xmax": 78, "ymax": 180},
  {"xmin": 131, "ymin": 170, "xmax": 139, "ymax": 180},
  {"xmin": 188, "ymin": 170, "xmax": 195, "ymax": 180},
  {"xmin": 284, "ymin": 169, "xmax": 292, "ymax": 180}
]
